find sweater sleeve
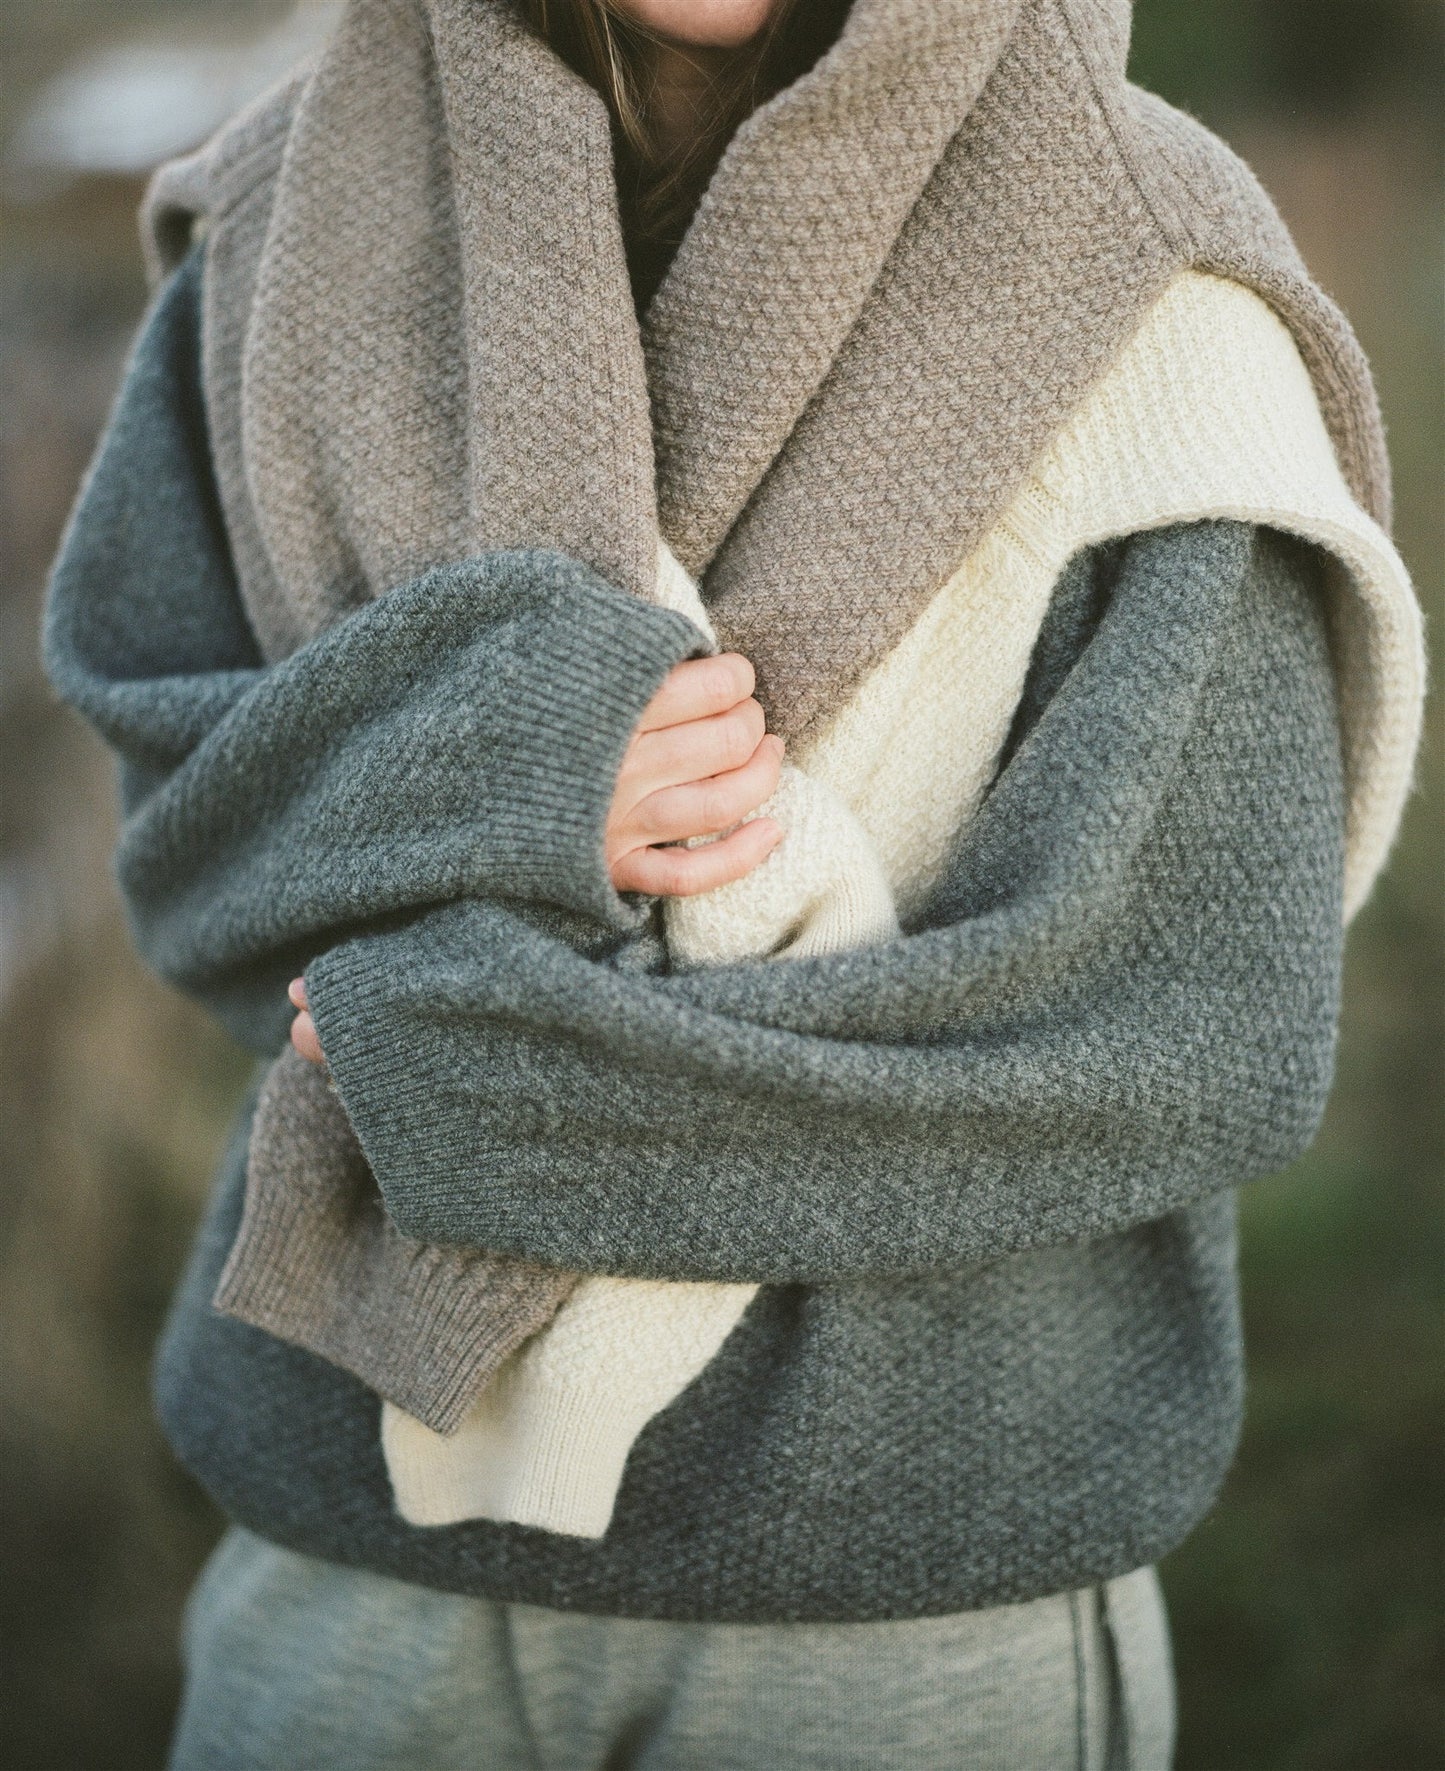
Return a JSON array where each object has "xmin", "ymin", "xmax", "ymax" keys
[
  {"xmin": 305, "ymin": 518, "xmax": 1349, "ymax": 1283},
  {"xmin": 42, "ymin": 247, "xmax": 710, "ymax": 1054}
]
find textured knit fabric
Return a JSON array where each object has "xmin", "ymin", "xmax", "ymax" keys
[
  {"xmin": 169, "ymin": 1527, "xmax": 1173, "ymax": 1771},
  {"xmin": 376, "ymin": 263, "xmax": 1420, "ymax": 1538},
  {"xmin": 129, "ymin": 0, "xmax": 1427, "ymax": 1529},
  {"xmin": 142, "ymin": 0, "xmax": 1393, "ymax": 689},
  {"xmin": 44, "ymin": 244, "xmax": 1365, "ymax": 1618},
  {"xmin": 219, "ymin": 1049, "xmax": 581, "ymax": 1435},
  {"xmin": 134, "ymin": 0, "xmax": 1421, "ymax": 1479},
  {"xmin": 130, "ymin": 3, "xmax": 1430, "ymax": 1537}
]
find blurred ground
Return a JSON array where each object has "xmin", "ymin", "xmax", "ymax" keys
[{"xmin": 0, "ymin": 3, "xmax": 1440, "ymax": 1768}]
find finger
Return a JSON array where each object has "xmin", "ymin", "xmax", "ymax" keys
[
  {"xmin": 620, "ymin": 697, "xmax": 768, "ymax": 802},
  {"xmin": 290, "ymin": 1011, "xmax": 326, "ymax": 1066},
  {"xmin": 612, "ymin": 816, "xmax": 784, "ymax": 898},
  {"xmin": 634, "ymin": 653, "xmax": 756, "ymax": 734},
  {"xmin": 287, "ymin": 977, "xmax": 308, "ymax": 1011},
  {"xmin": 620, "ymin": 733, "xmax": 785, "ymax": 849}
]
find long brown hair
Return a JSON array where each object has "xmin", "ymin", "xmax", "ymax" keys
[{"xmin": 520, "ymin": 0, "xmax": 852, "ymax": 307}]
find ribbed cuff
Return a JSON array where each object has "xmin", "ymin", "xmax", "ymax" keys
[
  {"xmin": 213, "ymin": 1178, "xmax": 577, "ymax": 1434},
  {"xmin": 474, "ymin": 566, "xmax": 711, "ymax": 932},
  {"xmin": 489, "ymin": 1378, "xmax": 646, "ymax": 1537}
]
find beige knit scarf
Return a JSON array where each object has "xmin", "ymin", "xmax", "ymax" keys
[{"xmin": 144, "ymin": 0, "xmax": 1397, "ymax": 1493}]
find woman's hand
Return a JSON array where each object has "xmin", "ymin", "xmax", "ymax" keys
[
  {"xmin": 289, "ymin": 650, "xmax": 785, "ymax": 1065},
  {"xmin": 288, "ymin": 977, "xmax": 326, "ymax": 1065},
  {"xmin": 605, "ymin": 651, "xmax": 785, "ymax": 896}
]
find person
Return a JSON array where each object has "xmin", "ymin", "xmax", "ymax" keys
[{"xmin": 42, "ymin": 1, "xmax": 1423, "ymax": 1766}]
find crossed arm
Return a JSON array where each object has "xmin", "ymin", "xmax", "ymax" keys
[
  {"xmin": 44, "ymin": 249, "xmax": 1348, "ymax": 1288},
  {"xmin": 288, "ymin": 646, "xmax": 787, "ymax": 1061}
]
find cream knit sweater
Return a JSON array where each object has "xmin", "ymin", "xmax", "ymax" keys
[{"xmin": 381, "ymin": 269, "xmax": 1422, "ymax": 1538}]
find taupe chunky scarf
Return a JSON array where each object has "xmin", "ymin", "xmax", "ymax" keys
[{"xmin": 144, "ymin": 0, "xmax": 1390, "ymax": 1436}]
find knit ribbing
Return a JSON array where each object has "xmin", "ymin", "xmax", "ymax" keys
[
  {"xmin": 213, "ymin": 1047, "xmax": 581, "ymax": 1435},
  {"xmin": 383, "ymin": 1277, "xmax": 757, "ymax": 1536}
]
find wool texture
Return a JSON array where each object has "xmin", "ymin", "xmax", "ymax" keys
[
  {"xmin": 216, "ymin": 1051, "xmax": 580, "ymax": 1434},
  {"xmin": 40, "ymin": 0, "xmax": 1425, "ymax": 1610},
  {"xmin": 141, "ymin": 0, "xmax": 1393, "ymax": 694},
  {"xmin": 45, "ymin": 250, "xmax": 1393, "ymax": 1616},
  {"xmin": 129, "ymin": 0, "xmax": 1425, "ymax": 1533},
  {"xmin": 377, "ymin": 265, "xmax": 1420, "ymax": 1537}
]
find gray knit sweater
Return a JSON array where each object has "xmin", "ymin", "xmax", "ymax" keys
[{"xmin": 43, "ymin": 248, "xmax": 1347, "ymax": 1622}]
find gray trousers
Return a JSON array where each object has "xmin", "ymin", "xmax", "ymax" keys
[{"xmin": 168, "ymin": 1527, "xmax": 1174, "ymax": 1770}]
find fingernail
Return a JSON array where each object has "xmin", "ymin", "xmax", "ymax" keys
[{"xmin": 288, "ymin": 977, "xmax": 308, "ymax": 1009}]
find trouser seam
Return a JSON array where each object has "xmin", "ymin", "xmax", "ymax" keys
[
  {"xmin": 500, "ymin": 1605, "xmax": 547, "ymax": 1771},
  {"xmin": 1070, "ymin": 1588, "xmax": 1090, "ymax": 1771},
  {"xmin": 1101, "ymin": 1581, "xmax": 1135, "ymax": 1771}
]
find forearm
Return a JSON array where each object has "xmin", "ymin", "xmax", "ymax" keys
[
  {"xmin": 43, "ymin": 247, "xmax": 707, "ymax": 1050},
  {"xmin": 105, "ymin": 559, "xmax": 703, "ymax": 1044}
]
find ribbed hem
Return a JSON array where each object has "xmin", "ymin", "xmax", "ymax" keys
[
  {"xmin": 382, "ymin": 1375, "xmax": 653, "ymax": 1539},
  {"xmin": 213, "ymin": 1109, "xmax": 577, "ymax": 1433},
  {"xmin": 213, "ymin": 1165, "xmax": 341, "ymax": 1327}
]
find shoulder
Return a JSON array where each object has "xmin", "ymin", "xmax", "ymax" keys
[
  {"xmin": 1112, "ymin": 84, "xmax": 1391, "ymax": 527},
  {"xmin": 1119, "ymin": 84, "xmax": 1302, "ymax": 266},
  {"xmin": 1008, "ymin": 267, "xmax": 1363, "ymax": 570},
  {"xmin": 140, "ymin": 68, "xmax": 308, "ymax": 286}
]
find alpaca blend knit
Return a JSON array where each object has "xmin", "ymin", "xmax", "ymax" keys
[
  {"xmin": 123, "ymin": 0, "xmax": 1426, "ymax": 1542},
  {"xmin": 47, "ymin": 246, "xmax": 1398, "ymax": 1621},
  {"xmin": 46, "ymin": 0, "xmax": 1427, "ymax": 1616}
]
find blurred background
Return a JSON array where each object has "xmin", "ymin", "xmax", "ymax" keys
[{"xmin": 0, "ymin": 2, "xmax": 1440, "ymax": 1765}]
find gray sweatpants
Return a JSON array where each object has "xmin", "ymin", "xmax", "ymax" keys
[{"xmin": 168, "ymin": 1527, "xmax": 1174, "ymax": 1770}]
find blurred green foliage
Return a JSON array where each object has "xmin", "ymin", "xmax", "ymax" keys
[
  {"xmin": 1130, "ymin": 7, "xmax": 1445, "ymax": 1768},
  {"xmin": 1132, "ymin": 0, "xmax": 1444, "ymax": 116},
  {"xmin": 0, "ymin": 4, "xmax": 1439, "ymax": 1769}
]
